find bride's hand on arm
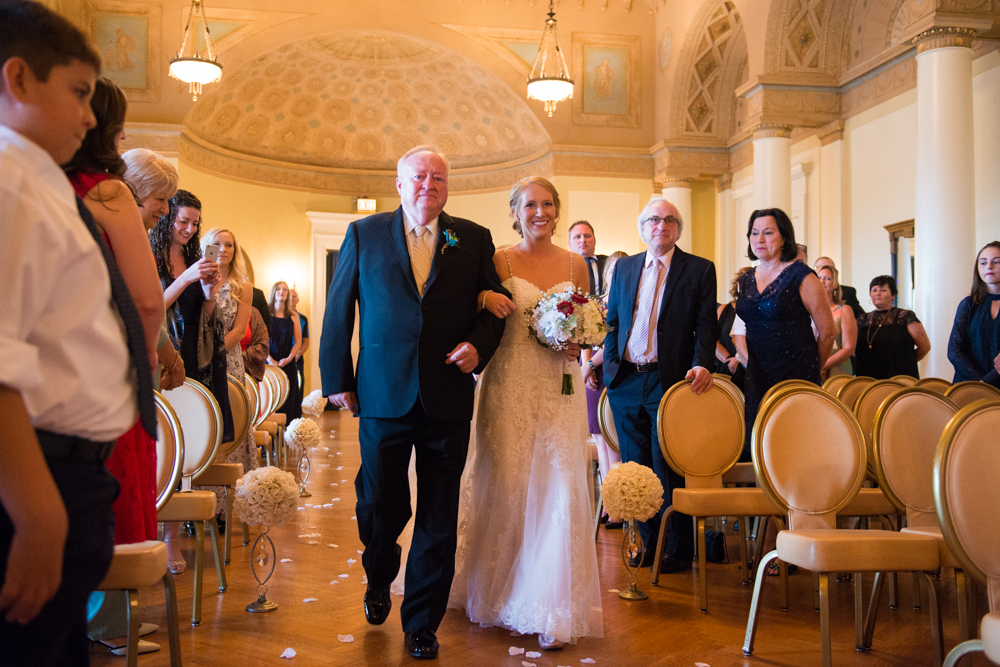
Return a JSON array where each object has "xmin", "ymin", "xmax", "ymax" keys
[
  {"xmin": 478, "ymin": 291, "xmax": 516, "ymax": 318},
  {"xmin": 561, "ymin": 342, "xmax": 581, "ymax": 361}
]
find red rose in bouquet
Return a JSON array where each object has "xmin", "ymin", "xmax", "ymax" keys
[{"xmin": 557, "ymin": 301, "xmax": 575, "ymax": 315}]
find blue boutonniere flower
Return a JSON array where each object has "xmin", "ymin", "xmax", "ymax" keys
[{"xmin": 441, "ymin": 229, "xmax": 460, "ymax": 254}]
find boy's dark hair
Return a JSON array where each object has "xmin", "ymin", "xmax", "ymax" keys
[
  {"xmin": 0, "ymin": 0, "xmax": 101, "ymax": 82},
  {"xmin": 64, "ymin": 77, "xmax": 127, "ymax": 179}
]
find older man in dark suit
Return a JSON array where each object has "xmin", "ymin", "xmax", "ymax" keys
[
  {"xmin": 319, "ymin": 146, "xmax": 508, "ymax": 659},
  {"xmin": 604, "ymin": 198, "xmax": 718, "ymax": 574}
]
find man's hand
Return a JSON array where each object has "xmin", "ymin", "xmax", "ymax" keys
[
  {"xmin": 0, "ymin": 505, "xmax": 67, "ymax": 624},
  {"xmin": 445, "ymin": 343, "xmax": 479, "ymax": 373},
  {"xmin": 328, "ymin": 392, "xmax": 359, "ymax": 414},
  {"xmin": 685, "ymin": 366, "xmax": 713, "ymax": 395},
  {"xmin": 726, "ymin": 357, "xmax": 739, "ymax": 374}
]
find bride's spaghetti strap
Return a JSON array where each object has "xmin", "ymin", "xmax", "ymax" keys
[{"xmin": 502, "ymin": 248, "xmax": 515, "ymax": 281}]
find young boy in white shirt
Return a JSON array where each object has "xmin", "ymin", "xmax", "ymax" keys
[{"xmin": 0, "ymin": 2, "xmax": 150, "ymax": 664}]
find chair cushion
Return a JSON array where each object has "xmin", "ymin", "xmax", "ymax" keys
[
  {"xmin": 776, "ymin": 529, "xmax": 939, "ymax": 572},
  {"xmin": 839, "ymin": 488, "xmax": 896, "ymax": 517},
  {"xmin": 257, "ymin": 422, "xmax": 277, "ymax": 436},
  {"xmin": 901, "ymin": 526, "xmax": 961, "ymax": 568},
  {"xmin": 193, "ymin": 463, "xmax": 244, "ymax": 486},
  {"xmin": 254, "ymin": 431, "xmax": 269, "ymax": 446},
  {"xmin": 673, "ymin": 488, "xmax": 783, "ymax": 516},
  {"xmin": 157, "ymin": 490, "xmax": 217, "ymax": 521},
  {"xmin": 98, "ymin": 541, "xmax": 167, "ymax": 591},
  {"xmin": 721, "ymin": 462, "xmax": 757, "ymax": 485},
  {"xmin": 264, "ymin": 413, "xmax": 286, "ymax": 426},
  {"xmin": 982, "ymin": 612, "xmax": 1000, "ymax": 663}
]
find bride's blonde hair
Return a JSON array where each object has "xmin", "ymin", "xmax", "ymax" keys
[
  {"xmin": 201, "ymin": 227, "xmax": 248, "ymax": 298},
  {"xmin": 509, "ymin": 176, "xmax": 561, "ymax": 238}
]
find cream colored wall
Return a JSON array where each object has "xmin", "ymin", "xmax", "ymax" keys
[{"xmin": 973, "ymin": 50, "xmax": 1000, "ymax": 248}]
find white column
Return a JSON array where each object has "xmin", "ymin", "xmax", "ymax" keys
[
  {"xmin": 714, "ymin": 174, "xmax": 734, "ymax": 302},
  {"xmin": 818, "ymin": 121, "xmax": 845, "ymax": 269},
  {"xmin": 660, "ymin": 178, "xmax": 692, "ymax": 253},
  {"xmin": 752, "ymin": 124, "xmax": 793, "ymax": 214},
  {"xmin": 897, "ymin": 235, "xmax": 914, "ymax": 310},
  {"xmin": 790, "ymin": 162, "xmax": 812, "ymax": 248},
  {"xmin": 913, "ymin": 28, "xmax": 978, "ymax": 379}
]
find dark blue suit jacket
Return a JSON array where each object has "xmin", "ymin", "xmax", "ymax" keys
[
  {"xmin": 604, "ymin": 247, "xmax": 719, "ymax": 391},
  {"xmin": 319, "ymin": 207, "xmax": 508, "ymax": 421}
]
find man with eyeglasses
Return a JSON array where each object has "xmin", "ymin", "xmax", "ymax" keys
[
  {"xmin": 603, "ymin": 198, "xmax": 719, "ymax": 574},
  {"xmin": 568, "ymin": 220, "xmax": 607, "ymax": 295}
]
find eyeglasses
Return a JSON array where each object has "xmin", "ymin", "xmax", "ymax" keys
[{"xmin": 643, "ymin": 215, "xmax": 679, "ymax": 226}]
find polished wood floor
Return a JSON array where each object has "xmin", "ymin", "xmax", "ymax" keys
[{"xmin": 93, "ymin": 410, "xmax": 992, "ymax": 666}]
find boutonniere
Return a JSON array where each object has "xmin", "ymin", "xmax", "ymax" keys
[{"xmin": 441, "ymin": 229, "xmax": 460, "ymax": 254}]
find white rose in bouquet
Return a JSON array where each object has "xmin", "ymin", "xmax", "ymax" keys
[{"xmin": 284, "ymin": 417, "xmax": 320, "ymax": 451}]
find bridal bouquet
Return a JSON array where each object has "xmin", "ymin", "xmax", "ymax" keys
[
  {"xmin": 284, "ymin": 417, "xmax": 320, "ymax": 452},
  {"xmin": 527, "ymin": 287, "xmax": 606, "ymax": 394},
  {"xmin": 233, "ymin": 466, "xmax": 299, "ymax": 528},
  {"xmin": 301, "ymin": 390, "xmax": 328, "ymax": 417},
  {"xmin": 601, "ymin": 462, "xmax": 664, "ymax": 523}
]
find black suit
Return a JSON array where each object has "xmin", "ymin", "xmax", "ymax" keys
[
  {"xmin": 604, "ymin": 247, "xmax": 718, "ymax": 559},
  {"xmin": 840, "ymin": 284, "xmax": 865, "ymax": 319},
  {"xmin": 584, "ymin": 253, "xmax": 608, "ymax": 295},
  {"xmin": 319, "ymin": 207, "xmax": 507, "ymax": 632}
]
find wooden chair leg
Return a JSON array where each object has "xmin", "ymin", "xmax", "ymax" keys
[
  {"xmin": 224, "ymin": 486, "xmax": 234, "ymax": 565},
  {"xmin": 125, "ymin": 589, "xmax": 141, "ymax": 667},
  {"xmin": 819, "ymin": 572, "xmax": 832, "ymax": 667},
  {"xmin": 697, "ymin": 516, "xmax": 708, "ymax": 613},
  {"xmin": 742, "ymin": 550, "xmax": 778, "ymax": 656},
  {"xmin": 161, "ymin": 572, "xmax": 182, "ymax": 667},
  {"xmin": 192, "ymin": 520, "xmax": 204, "ymax": 626},
  {"xmin": 854, "ymin": 572, "xmax": 866, "ymax": 650},
  {"xmin": 863, "ymin": 571, "xmax": 886, "ymax": 649},
  {"xmin": 206, "ymin": 518, "xmax": 227, "ymax": 592},
  {"xmin": 650, "ymin": 505, "xmax": 674, "ymax": 586}
]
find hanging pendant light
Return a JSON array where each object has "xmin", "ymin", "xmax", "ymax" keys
[
  {"xmin": 526, "ymin": 0, "xmax": 574, "ymax": 117},
  {"xmin": 168, "ymin": 0, "xmax": 222, "ymax": 101}
]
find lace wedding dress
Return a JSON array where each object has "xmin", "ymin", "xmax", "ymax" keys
[{"xmin": 448, "ymin": 270, "xmax": 604, "ymax": 643}]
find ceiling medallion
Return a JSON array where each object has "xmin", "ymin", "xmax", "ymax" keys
[
  {"xmin": 169, "ymin": 0, "xmax": 223, "ymax": 101},
  {"xmin": 526, "ymin": 0, "xmax": 574, "ymax": 117}
]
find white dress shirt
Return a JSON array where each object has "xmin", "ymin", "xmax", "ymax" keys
[
  {"xmin": 624, "ymin": 247, "xmax": 675, "ymax": 364},
  {"xmin": 0, "ymin": 126, "xmax": 135, "ymax": 441},
  {"xmin": 403, "ymin": 212, "xmax": 439, "ymax": 297}
]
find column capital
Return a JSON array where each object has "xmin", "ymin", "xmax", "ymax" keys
[
  {"xmin": 912, "ymin": 27, "xmax": 977, "ymax": 53},
  {"xmin": 714, "ymin": 173, "xmax": 732, "ymax": 193},
  {"xmin": 661, "ymin": 176, "xmax": 694, "ymax": 190},
  {"xmin": 817, "ymin": 120, "xmax": 845, "ymax": 146},
  {"xmin": 751, "ymin": 123, "xmax": 794, "ymax": 140}
]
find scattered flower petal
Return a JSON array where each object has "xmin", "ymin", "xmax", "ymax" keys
[
  {"xmin": 280, "ymin": 648, "xmax": 296, "ymax": 658},
  {"xmin": 361, "ymin": 575, "xmax": 368, "ymax": 584},
  {"xmin": 307, "ymin": 541, "xmax": 319, "ymax": 545},
  {"xmin": 337, "ymin": 452, "xmax": 342, "ymax": 455},
  {"xmin": 357, "ymin": 550, "xmax": 364, "ymax": 554},
  {"xmin": 303, "ymin": 598, "xmax": 318, "ymax": 603},
  {"xmin": 297, "ymin": 507, "xmax": 304, "ymax": 511},
  {"xmin": 581, "ymin": 660, "xmax": 597, "ymax": 664},
  {"xmin": 280, "ymin": 558, "xmax": 293, "ymax": 563},
  {"xmin": 695, "ymin": 663, "xmax": 710, "ymax": 667},
  {"xmin": 338, "ymin": 574, "xmax": 349, "ymax": 578},
  {"xmin": 336, "ymin": 466, "xmax": 344, "ymax": 471},
  {"xmin": 526, "ymin": 652, "xmax": 541, "ymax": 658},
  {"xmin": 337, "ymin": 634, "xmax": 354, "ymax": 643},
  {"xmin": 351, "ymin": 516, "xmax": 357, "ymax": 521},
  {"xmin": 341, "ymin": 479, "xmax": 347, "ymax": 483},
  {"xmin": 509, "ymin": 647, "xmax": 525, "ymax": 656},
  {"xmin": 298, "ymin": 532, "xmax": 321, "ymax": 538},
  {"xmin": 330, "ymin": 580, "xmax": 340, "ymax": 585},
  {"xmin": 323, "ymin": 503, "xmax": 333, "ymax": 508},
  {"xmin": 347, "ymin": 558, "xmax": 357, "ymax": 564},
  {"xmin": 331, "ymin": 498, "xmax": 341, "ymax": 502},
  {"xmin": 328, "ymin": 544, "xmax": 338, "ymax": 548},
  {"xmin": 608, "ymin": 589, "xmax": 620, "ymax": 594},
  {"xmin": 522, "ymin": 662, "xmax": 536, "ymax": 667}
]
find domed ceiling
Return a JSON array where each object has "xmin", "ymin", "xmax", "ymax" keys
[{"xmin": 183, "ymin": 30, "xmax": 551, "ymax": 173}]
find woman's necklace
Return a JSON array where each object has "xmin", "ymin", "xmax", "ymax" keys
[{"xmin": 866, "ymin": 308, "xmax": 892, "ymax": 349}]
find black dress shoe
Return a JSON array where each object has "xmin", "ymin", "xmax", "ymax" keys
[
  {"xmin": 605, "ymin": 520, "xmax": 624, "ymax": 530},
  {"xmin": 404, "ymin": 627, "xmax": 439, "ymax": 659},
  {"xmin": 660, "ymin": 553, "xmax": 693, "ymax": 574},
  {"xmin": 363, "ymin": 585, "xmax": 391, "ymax": 625},
  {"xmin": 627, "ymin": 551, "xmax": 655, "ymax": 568}
]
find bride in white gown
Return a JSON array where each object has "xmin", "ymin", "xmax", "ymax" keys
[{"xmin": 448, "ymin": 177, "xmax": 604, "ymax": 649}]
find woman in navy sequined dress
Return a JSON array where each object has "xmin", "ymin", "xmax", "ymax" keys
[
  {"xmin": 735, "ymin": 209, "xmax": 835, "ymax": 460},
  {"xmin": 948, "ymin": 241, "xmax": 1000, "ymax": 388}
]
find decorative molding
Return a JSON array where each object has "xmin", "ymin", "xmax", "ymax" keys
[
  {"xmin": 817, "ymin": 119, "xmax": 845, "ymax": 146},
  {"xmin": 189, "ymin": 8, "xmax": 313, "ymax": 58},
  {"xmin": 436, "ymin": 24, "xmax": 542, "ymax": 78},
  {"xmin": 661, "ymin": 177, "xmax": 693, "ymax": 189},
  {"xmin": 82, "ymin": 0, "xmax": 162, "ymax": 104},
  {"xmin": 714, "ymin": 173, "xmax": 732, "ymax": 192},
  {"xmin": 751, "ymin": 123, "xmax": 794, "ymax": 139},
  {"xmin": 121, "ymin": 122, "xmax": 182, "ymax": 156},
  {"xmin": 571, "ymin": 32, "xmax": 642, "ymax": 129},
  {"xmin": 551, "ymin": 151, "xmax": 654, "ymax": 178},
  {"xmin": 652, "ymin": 145, "xmax": 730, "ymax": 182},
  {"xmin": 913, "ymin": 27, "xmax": 978, "ymax": 52}
]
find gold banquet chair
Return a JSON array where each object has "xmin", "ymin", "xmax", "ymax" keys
[
  {"xmin": 945, "ymin": 380, "xmax": 1000, "ymax": 408},
  {"xmin": 835, "ymin": 375, "xmax": 876, "ymax": 411},
  {"xmin": 595, "ymin": 388, "xmax": 620, "ymax": 540},
  {"xmin": 822, "ymin": 374, "xmax": 852, "ymax": 395},
  {"xmin": 158, "ymin": 379, "xmax": 228, "ymax": 626},
  {"xmin": 97, "ymin": 392, "xmax": 184, "ymax": 667},
  {"xmin": 651, "ymin": 380, "xmax": 786, "ymax": 610},
  {"xmin": 937, "ymin": 399, "xmax": 1000, "ymax": 667},
  {"xmin": 870, "ymin": 388, "xmax": 970, "ymax": 647},
  {"xmin": 917, "ymin": 377, "xmax": 953, "ymax": 394},
  {"xmin": 890, "ymin": 374, "xmax": 919, "ymax": 387},
  {"xmin": 258, "ymin": 367, "xmax": 288, "ymax": 467},
  {"xmin": 192, "ymin": 374, "xmax": 252, "ymax": 565},
  {"xmin": 742, "ymin": 385, "xmax": 944, "ymax": 667}
]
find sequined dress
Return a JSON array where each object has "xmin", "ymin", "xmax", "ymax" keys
[
  {"xmin": 448, "ymin": 264, "xmax": 604, "ymax": 643},
  {"xmin": 736, "ymin": 262, "xmax": 821, "ymax": 457}
]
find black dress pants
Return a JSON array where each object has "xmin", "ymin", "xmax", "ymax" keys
[
  {"xmin": 356, "ymin": 400, "xmax": 470, "ymax": 633},
  {"xmin": 0, "ymin": 458, "xmax": 118, "ymax": 666}
]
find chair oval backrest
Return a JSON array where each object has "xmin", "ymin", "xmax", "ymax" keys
[
  {"xmin": 890, "ymin": 374, "xmax": 918, "ymax": 386},
  {"xmin": 836, "ymin": 375, "xmax": 876, "ymax": 410},
  {"xmin": 262, "ymin": 367, "xmax": 282, "ymax": 415},
  {"xmin": 597, "ymin": 388, "xmax": 619, "ymax": 455},
  {"xmin": 853, "ymin": 379, "xmax": 906, "ymax": 470},
  {"xmin": 758, "ymin": 379, "xmax": 815, "ymax": 414},
  {"xmin": 223, "ymin": 374, "xmax": 252, "ymax": 456},
  {"xmin": 154, "ymin": 391, "xmax": 184, "ymax": 512},
  {"xmin": 271, "ymin": 365, "xmax": 290, "ymax": 409},
  {"xmin": 935, "ymin": 399, "xmax": 1000, "ymax": 591},
  {"xmin": 658, "ymin": 379, "xmax": 744, "ymax": 485},
  {"xmin": 160, "ymin": 378, "xmax": 222, "ymax": 479},
  {"xmin": 945, "ymin": 380, "xmax": 1000, "ymax": 408},
  {"xmin": 753, "ymin": 384, "xmax": 866, "ymax": 530},
  {"xmin": 244, "ymin": 372, "xmax": 261, "ymax": 427},
  {"xmin": 822, "ymin": 374, "xmax": 852, "ymax": 395},
  {"xmin": 873, "ymin": 388, "xmax": 958, "ymax": 523},
  {"xmin": 916, "ymin": 377, "xmax": 951, "ymax": 394},
  {"xmin": 257, "ymin": 373, "xmax": 274, "ymax": 421},
  {"xmin": 712, "ymin": 373, "xmax": 745, "ymax": 407}
]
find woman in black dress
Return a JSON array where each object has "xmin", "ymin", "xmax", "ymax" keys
[
  {"xmin": 735, "ymin": 209, "xmax": 835, "ymax": 461},
  {"xmin": 268, "ymin": 281, "xmax": 302, "ymax": 420},
  {"xmin": 716, "ymin": 267, "xmax": 751, "ymax": 391},
  {"xmin": 948, "ymin": 242, "xmax": 1000, "ymax": 387},
  {"xmin": 854, "ymin": 275, "xmax": 930, "ymax": 379}
]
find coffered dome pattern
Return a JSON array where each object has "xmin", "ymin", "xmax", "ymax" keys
[{"xmin": 183, "ymin": 31, "xmax": 550, "ymax": 172}]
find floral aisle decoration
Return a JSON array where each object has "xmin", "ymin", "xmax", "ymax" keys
[
  {"xmin": 284, "ymin": 417, "xmax": 320, "ymax": 498},
  {"xmin": 527, "ymin": 287, "xmax": 606, "ymax": 394},
  {"xmin": 234, "ymin": 466, "xmax": 300, "ymax": 612},
  {"xmin": 601, "ymin": 462, "xmax": 664, "ymax": 601},
  {"xmin": 301, "ymin": 390, "xmax": 328, "ymax": 417}
]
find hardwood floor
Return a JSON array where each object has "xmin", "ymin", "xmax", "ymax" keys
[{"xmin": 92, "ymin": 410, "xmax": 991, "ymax": 666}]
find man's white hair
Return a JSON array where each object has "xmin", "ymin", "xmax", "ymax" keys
[
  {"xmin": 396, "ymin": 145, "xmax": 450, "ymax": 177},
  {"xmin": 637, "ymin": 197, "xmax": 684, "ymax": 243}
]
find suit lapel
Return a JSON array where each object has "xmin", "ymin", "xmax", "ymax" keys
[
  {"xmin": 387, "ymin": 208, "xmax": 420, "ymax": 296},
  {"xmin": 658, "ymin": 248, "xmax": 689, "ymax": 321},
  {"xmin": 619, "ymin": 255, "xmax": 641, "ymax": 341},
  {"xmin": 422, "ymin": 212, "xmax": 450, "ymax": 296}
]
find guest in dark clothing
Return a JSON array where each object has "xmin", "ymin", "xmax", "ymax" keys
[
  {"xmin": 290, "ymin": 288, "xmax": 309, "ymax": 395},
  {"xmin": 252, "ymin": 287, "xmax": 272, "ymax": 338},
  {"xmin": 268, "ymin": 281, "xmax": 302, "ymax": 420},
  {"xmin": 948, "ymin": 241, "xmax": 1000, "ymax": 387},
  {"xmin": 735, "ymin": 209, "xmax": 835, "ymax": 460},
  {"xmin": 715, "ymin": 267, "xmax": 751, "ymax": 391},
  {"xmin": 854, "ymin": 275, "xmax": 931, "ymax": 380}
]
